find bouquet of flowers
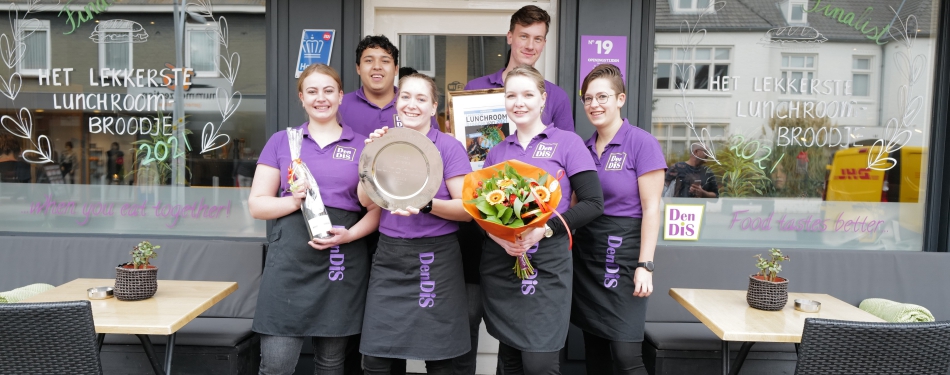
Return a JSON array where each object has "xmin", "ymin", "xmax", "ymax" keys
[{"xmin": 463, "ymin": 160, "xmax": 565, "ymax": 279}]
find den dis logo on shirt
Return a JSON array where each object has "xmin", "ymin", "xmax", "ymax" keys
[
  {"xmin": 663, "ymin": 204, "xmax": 704, "ymax": 241},
  {"xmin": 332, "ymin": 145, "xmax": 356, "ymax": 161},
  {"xmin": 605, "ymin": 152, "xmax": 626, "ymax": 171},
  {"xmin": 533, "ymin": 142, "xmax": 558, "ymax": 158}
]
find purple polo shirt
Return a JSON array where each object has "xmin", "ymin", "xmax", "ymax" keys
[
  {"xmin": 585, "ymin": 119, "xmax": 667, "ymax": 218},
  {"xmin": 258, "ymin": 123, "xmax": 366, "ymax": 212},
  {"xmin": 484, "ymin": 126, "xmax": 595, "ymax": 213},
  {"xmin": 379, "ymin": 127, "xmax": 473, "ymax": 239},
  {"xmin": 340, "ymin": 86, "xmax": 439, "ymax": 137},
  {"xmin": 465, "ymin": 68, "xmax": 575, "ymax": 131}
]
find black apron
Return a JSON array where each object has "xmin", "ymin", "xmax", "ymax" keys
[
  {"xmin": 252, "ymin": 207, "xmax": 370, "ymax": 337},
  {"xmin": 359, "ymin": 233, "xmax": 470, "ymax": 361},
  {"xmin": 571, "ymin": 216, "xmax": 647, "ymax": 342},
  {"xmin": 481, "ymin": 232, "xmax": 572, "ymax": 352}
]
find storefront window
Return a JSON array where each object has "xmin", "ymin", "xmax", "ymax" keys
[
  {"xmin": 653, "ymin": 0, "xmax": 939, "ymax": 250},
  {"xmin": 0, "ymin": 0, "xmax": 265, "ymax": 238}
]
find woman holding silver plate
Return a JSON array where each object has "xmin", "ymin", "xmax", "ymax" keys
[
  {"xmin": 248, "ymin": 64, "xmax": 380, "ymax": 375},
  {"xmin": 358, "ymin": 73, "xmax": 473, "ymax": 374}
]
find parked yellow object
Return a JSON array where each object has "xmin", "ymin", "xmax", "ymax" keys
[{"xmin": 825, "ymin": 146, "xmax": 922, "ymax": 203}]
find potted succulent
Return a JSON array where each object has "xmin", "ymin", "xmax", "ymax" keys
[
  {"xmin": 746, "ymin": 248, "xmax": 790, "ymax": 311},
  {"xmin": 114, "ymin": 241, "xmax": 161, "ymax": 301}
]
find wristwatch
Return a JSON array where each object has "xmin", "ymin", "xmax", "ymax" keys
[
  {"xmin": 637, "ymin": 261, "xmax": 655, "ymax": 272},
  {"xmin": 420, "ymin": 200, "xmax": 433, "ymax": 214},
  {"xmin": 543, "ymin": 224, "xmax": 553, "ymax": 238}
]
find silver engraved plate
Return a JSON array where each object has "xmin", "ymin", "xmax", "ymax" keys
[{"xmin": 359, "ymin": 127, "xmax": 443, "ymax": 211}]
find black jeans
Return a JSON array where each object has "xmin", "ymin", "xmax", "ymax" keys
[
  {"xmin": 362, "ymin": 355, "xmax": 453, "ymax": 375},
  {"xmin": 582, "ymin": 331, "xmax": 648, "ymax": 375},
  {"xmin": 259, "ymin": 334, "xmax": 348, "ymax": 375},
  {"xmin": 497, "ymin": 342, "xmax": 559, "ymax": 375}
]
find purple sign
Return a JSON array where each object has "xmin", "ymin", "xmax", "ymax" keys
[{"xmin": 579, "ymin": 35, "xmax": 628, "ymax": 87}]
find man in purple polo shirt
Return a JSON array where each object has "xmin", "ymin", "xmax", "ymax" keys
[
  {"xmin": 464, "ymin": 5, "xmax": 574, "ymax": 132},
  {"xmin": 340, "ymin": 35, "xmax": 438, "ymax": 137},
  {"xmin": 340, "ymin": 35, "xmax": 401, "ymax": 136}
]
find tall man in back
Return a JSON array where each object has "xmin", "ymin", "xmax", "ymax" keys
[
  {"xmin": 464, "ymin": 5, "xmax": 574, "ymax": 131},
  {"xmin": 455, "ymin": 5, "xmax": 574, "ymax": 375}
]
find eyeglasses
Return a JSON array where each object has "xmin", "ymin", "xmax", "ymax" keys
[{"xmin": 582, "ymin": 94, "xmax": 615, "ymax": 106}]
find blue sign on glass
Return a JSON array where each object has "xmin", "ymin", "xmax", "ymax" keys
[{"xmin": 296, "ymin": 29, "xmax": 336, "ymax": 78}]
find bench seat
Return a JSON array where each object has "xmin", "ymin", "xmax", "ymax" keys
[{"xmin": 644, "ymin": 322, "xmax": 797, "ymax": 375}]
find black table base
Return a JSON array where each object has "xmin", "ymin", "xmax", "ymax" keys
[{"xmin": 95, "ymin": 333, "xmax": 178, "ymax": 375}]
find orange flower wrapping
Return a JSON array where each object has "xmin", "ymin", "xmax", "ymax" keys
[{"xmin": 462, "ymin": 160, "xmax": 562, "ymax": 243}]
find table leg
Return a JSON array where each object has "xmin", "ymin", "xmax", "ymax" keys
[
  {"xmin": 721, "ymin": 341, "xmax": 729, "ymax": 375},
  {"xmin": 135, "ymin": 334, "xmax": 165, "ymax": 375},
  {"xmin": 729, "ymin": 342, "xmax": 755, "ymax": 375},
  {"xmin": 164, "ymin": 333, "xmax": 177, "ymax": 375},
  {"xmin": 96, "ymin": 333, "xmax": 105, "ymax": 352}
]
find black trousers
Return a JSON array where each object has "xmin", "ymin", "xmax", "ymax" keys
[
  {"xmin": 582, "ymin": 331, "xmax": 648, "ymax": 375},
  {"xmin": 497, "ymin": 342, "xmax": 560, "ymax": 375}
]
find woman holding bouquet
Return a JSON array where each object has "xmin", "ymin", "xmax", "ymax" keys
[
  {"xmin": 248, "ymin": 64, "xmax": 380, "ymax": 375},
  {"xmin": 571, "ymin": 64, "xmax": 666, "ymax": 375},
  {"xmin": 480, "ymin": 65, "xmax": 604, "ymax": 375},
  {"xmin": 358, "ymin": 73, "xmax": 472, "ymax": 375}
]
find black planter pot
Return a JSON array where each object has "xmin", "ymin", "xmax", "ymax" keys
[
  {"xmin": 114, "ymin": 264, "xmax": 158, "ymax": 301},
  {"xmin": 746, "ymin": 274, "xmax": 788, "ymax": 311}
]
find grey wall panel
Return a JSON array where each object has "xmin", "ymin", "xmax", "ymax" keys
[
  {"xmin": 570, "ymin": 0, "xmax": 646, "ymax": 140},
  {"xmin": 342, "ymin": 0, "xmax": 363, "ymax": 93},
  {"xmin": 0, "ymin": 236, "xmax": 262, "ymax": 319},
  {"xmin": 924, "ymin": 0, "xmax": 950, "ymax": 253},
  {"xmin": 284, "ymin": 1, "xmax": 344, "ymax": 129},
  {"xmin": 267, "ymin": 0, "xmax": 362, "ymax": 136},
  {"xmin": 648, "ymin": 246, "xmax": 950, "ymax": 323},
  {"xmin": 557, "ymin": 0, "xmax": 579, "ymax": 134}
]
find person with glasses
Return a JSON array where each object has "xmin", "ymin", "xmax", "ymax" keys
[{"xmin": 571, "ymin": 64, "xmax": 667, "ymax": 375}]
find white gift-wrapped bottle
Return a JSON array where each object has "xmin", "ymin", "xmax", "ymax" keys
[{"xmin": 287, "ymin": 127, "xmax": 332, "ymax": 239}]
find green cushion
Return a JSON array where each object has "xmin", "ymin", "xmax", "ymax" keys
[
  {"xmin": 0, "ymin": 283, "xmax": 55, "ymax": 303},
  {"xmin": 859, "ymin": 298, "xmax": 935, "ymax": 323}
]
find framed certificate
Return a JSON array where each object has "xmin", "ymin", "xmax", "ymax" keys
[{"xmin": 446, "ymin": 88, "xmax": 512, "ymax": 170}]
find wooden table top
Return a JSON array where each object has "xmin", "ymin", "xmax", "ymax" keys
[
  {"xmin": 669, "ymin": 288, "xmax": 885, "ymax": 343},
  {"xmin": 24, "ymin": 278, "xmax": 238, "ymax": 335}
]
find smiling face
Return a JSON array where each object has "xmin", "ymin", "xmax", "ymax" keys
[
  {"xmin": 297, "ymin": 72, "xmax": 342, "ymax": 124},
  {"xmin": 396, "ymin": 77, "xmax": 436, "ymax": 132},
  {"xmin": 507, "ymin": 22, "xmax": 547, "ymax": 68},
  {"xmin": 356, "ymin": 47, "xmax": 397, "ymax": 96},
  {"xmin": 583, "ymin": 78, "xmax": 626, "ymax": 129},
  {"xmin": 504, "ymin": 75, "xmax": 546, "ymax": 127}
]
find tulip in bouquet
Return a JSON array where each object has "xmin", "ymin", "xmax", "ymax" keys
[{"xmin": 463, "ymin": 160, "xmax": 565, "ymax": 279}]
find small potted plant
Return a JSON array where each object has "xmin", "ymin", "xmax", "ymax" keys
[
  {"xmin": 114, "ymin": 241, "xmax": 161, "ymax": 301},
  {"xmin": 746, "ymin": 248, "xmax": 790, "ymax": 311}
]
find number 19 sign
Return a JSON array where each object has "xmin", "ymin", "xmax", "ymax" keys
[{"xmin": 579, "ymin": 35, "xmax": 627, "ymax": 88}]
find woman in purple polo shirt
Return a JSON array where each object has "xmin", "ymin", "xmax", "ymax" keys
[
  {"xmin": 480, "ymin": 65, "xmax": 604, "ymax": 375},
  {"xmin": 248, "ymin": 64, "xmax": 380, "ymax": 375},
  {"xmin": 571, "ymin": 64, "xmax": 667, "ymax": 375},
  {"xmin": 358, "ymin": 73, "xmax": 472, "ymax": 375}
]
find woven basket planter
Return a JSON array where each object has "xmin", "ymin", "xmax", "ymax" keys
[
  {"xmin": 747, "ymin": 274, "xmax": 788, "ymax": 311},
  {"xmin": 114, "ymin": 265, "xmax": 158, "ymax": 301}
]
